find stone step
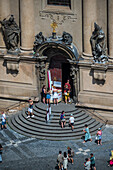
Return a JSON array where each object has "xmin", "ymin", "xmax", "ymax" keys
[
  {"xmin": 8, "ymin": 116, "xmax": 104, "ymax": 141},
  {"xmin": 34, "ymin": 105, "xmax": 83, "ymax": 115},
  {"xmin": 19, "ymin": 111, "xmax": 97, "ymax": 131},
  {"xmin": 23, "ymin": 110, "xmax": 93, "ymax": 126},
  {"xmin": 35, "ymin": 102, "xmax": 77, "ymax": 113},
  {"xmin": 13, "ymin": 112, "xmax": 102, "ymax": 135},
  {"xmin": 8, "ymin": 102, "xmax": 105, "ymax": 141}
]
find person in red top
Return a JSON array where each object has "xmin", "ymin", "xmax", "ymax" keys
[{"xmin": 64, "ymin": 80, "xmax": 71, "ymax": 104}]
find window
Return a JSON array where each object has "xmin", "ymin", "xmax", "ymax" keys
[{"xmin": 47, "ymin": 0, "xmax": 71, "ymax": 9}]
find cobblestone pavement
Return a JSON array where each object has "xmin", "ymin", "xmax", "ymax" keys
[{"xmin": 0, "ymin": 124, "xmax": 113, "ymax": 170}]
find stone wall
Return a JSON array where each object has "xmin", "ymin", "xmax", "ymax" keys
[
  {"xmin": 0, "ymin": 55, "xmax": 38, "ymax": 100},
  {"xmin": 78, "ymin": 61, "xmax": 113, "ymax": 110}
]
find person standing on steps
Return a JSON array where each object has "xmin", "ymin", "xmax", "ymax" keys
[
  {"xmin": 27, "ymin": 98, "xmax": 34, "ymax": 118},
  {"xmin": 64, "ymin": 80, "xmax": 71, "ymax": 104},
  {"xmin": 83, "ymin": 124, "xmax": 92, "ymax": 143},
  {"xmin": 69, "ymin": 114, "xmax": 74, "ymax": 131},
  {"xmin": 53, "ymin": 86, "xmax": 58, "ymax": 105},
  {"xmin": 1, "ymin": 112, "xmax": 7, "ymax": 130},
  {"xmin": 42, "ymin": 85, "xmax": 46, "ymax": 104},
  {"xmin": 46, "ymin": 88, "xmax": 51, "ymax": 106}
]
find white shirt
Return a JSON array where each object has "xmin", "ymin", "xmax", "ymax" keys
[
  {"xmin": 2, "ymin": 113, "xmax": 6, "ymax": 122},
  {"xmin": 69, "ymin": 116, "xmax": 74, "ymax": 123}
]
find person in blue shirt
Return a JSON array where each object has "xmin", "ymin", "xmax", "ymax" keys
[{"xmin": 60, "ymin": 111, "xmax": 66, "ymax": 128}]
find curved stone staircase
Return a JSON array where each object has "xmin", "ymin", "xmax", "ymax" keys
[{"xmin": 8, "ymin": 102, "xmax": 105, "ymax": 141}]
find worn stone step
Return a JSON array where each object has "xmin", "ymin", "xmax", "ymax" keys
[
  {"xmin": 8, "ymin": 115, "xmax": 104, "ymax": 141},
  {"xmin": 23, "ymin": 110, "xmax": 93, "ymax": 125},
  {"xmin": 9, "ymin": 116, "xmax": 104, "ymax": 141},
  {"xmin": 14, "ymin": 113, "xmax": 102, "ymax": 135},
  {"xmin": 22, "ymin": 110, "xmax": 96, "ymax": 128},
  {"xmin": 19, "ymin": 111, "xmax": 97, "ymax": 131}
]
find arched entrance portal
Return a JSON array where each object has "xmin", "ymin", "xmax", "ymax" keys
[
  {"xmin": 35, "ymin": 41, "xmax": 79, "ymax": 103},
  {"xmin": 49, "ymin": 54, "xmax": 73, "ymax": 98}
]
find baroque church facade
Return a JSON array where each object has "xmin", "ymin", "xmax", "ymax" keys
[{"xmin": 0, "ymin": 0, "xmax": 113, "ymax": 110}]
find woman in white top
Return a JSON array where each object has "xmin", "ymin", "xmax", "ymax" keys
[
  {"xmin": 53, "ymin": 86, "xmax": 58, "ymax": 105},
  {"xmin": 63, "ymin": 152, "xmax": 68, "ymax": 170}
]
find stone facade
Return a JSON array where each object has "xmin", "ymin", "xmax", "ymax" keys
[{"xmin": 0, "ymin": 0, "xmax": 113, "ymax": 110}]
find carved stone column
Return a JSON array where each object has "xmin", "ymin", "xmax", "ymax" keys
[
  {"xmin": 0, "ymin": 0, "xmax": 11, "ymax": 50},
  {"xmin": 83, "ymin": 0, "xmax": 97, "ymax": 56},
  {"xmin": 108, "ymin": 0, "xmax": 113, "ymax": 58},
  {"xmin": 36, "ymin": 56, "xmax": 47, "ymax": 99},
  {"xmin": 70, "ymin": 63, "xmax": 78, "ymax": 103},
  {"xmin": 20, "ymin": 0, "xmax": 35, "ymax": 52}
]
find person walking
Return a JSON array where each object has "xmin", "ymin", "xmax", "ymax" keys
[
  {"xmin": 67, "ymin": 147, "xmax": 74, "ymax": 164},
  {"xmin": 96, "ymin": 128, "xmax": 102, "ymax": 145},
  {"xmin": 90, "ymin": 153, "xmax": 96, "ymax": 170},
  {"xmin": 1, "ymin": 112, "xmax": 7, "ymax": 129},
  {"xmin": 27, "ymin": 98, "xmax": 34, "ymax": 118},
  {"xmin": 0, "ymin": 144, "xmax": 3, "ymax": 163},
  {"xmin": 60, "ymin": 111, "xmax": 66, "ymax": 128},
  {"xmin": 69, "ymin": 114, "xmax": 74, "ymax": 131},
  {"xmin": 57, "ymin": 151, "xmax": 64, "ymax": 170},
  {"xmin": 63, "ymin": 152, "xmax": 68, "ymax": 170},
  {"xmin": 108, "ymin": 150, "xmax": 113, "ymax": 167},
  {"xmin": 83, "ymin": 124, "xmax": 92, "ymax": 143},
  {"xmin": 84, "ymin": 158, "xmax": 91, "ymax": 170}
]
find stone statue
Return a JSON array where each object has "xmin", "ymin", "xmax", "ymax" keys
[
  {"xmin": 62, "ymin": 31, "xmax": 73, "ymax": 45},
  {"xmin": 0, "ymin": 15, "xmax": 20, "ymax": 51},
  {"xmin": 33, "ymin": 32, "xmax": 45, "ymax": 52},
  {"xmin": 90, "ymin": 22, "xmax": 108, "ymax": 63}
]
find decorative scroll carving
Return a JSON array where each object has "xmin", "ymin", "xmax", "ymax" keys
[
  {"xmin": 39, "ymin": 11, "xmax": 77, "ymax": 25},
  {"xmin": 36, "ymin": 56, "xmax": 47, "ymax": 80},
  {"xmin": 91, "ymin": 64, "xmax": 108, "ymax": 83},
  {"xmin": 3, "ymin": 54, "xmax": 20, "ymax": 76}
]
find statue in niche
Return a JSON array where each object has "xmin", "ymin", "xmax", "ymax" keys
[
  {"xmin": 90, "ymin": 22, "xmax": 108, "ymax": 63},
  {"xmin": 33, "ymin": 32, "xmax": 45, "ymax": 52},
  {"xmin": 0, "ymin": 15, "xmax": 20, "ymax": 52},
  {"xmin": 62, "ymin": 31, "xmax": 73, "ymax": 45}
]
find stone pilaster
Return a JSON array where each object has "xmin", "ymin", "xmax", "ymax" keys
[
  {"xmin": 0, "ymin": 0, "xmax": 11, "ymax": 49},
  {"xmin": 108, "ymin": 0, "xmax": 113, "ymax": 58},
  {"xmin": 83, "ymin": 0, "xmax": 97, "ymax": 56},
  {"xmin": 20, "ymin": 0, "xmax": 35, "ymax": 52}
]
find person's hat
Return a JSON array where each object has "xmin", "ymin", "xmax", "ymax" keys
[
  {"xmin": 98, "ymin": 128, "xmax": 101, "ymax": 130},
  {"xmin": 71, "ymin": 114, "xmax": 73, "ymax": 116}
]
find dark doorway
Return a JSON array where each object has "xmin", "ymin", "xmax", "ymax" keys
[{"xmin": 62, "ymin": 63, "xmax": 73, "ymax": 98}]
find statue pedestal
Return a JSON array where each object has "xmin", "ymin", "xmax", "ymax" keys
[{"xmin": 52, "ymin": 32, "xmax": 57, "ymax": 39}]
